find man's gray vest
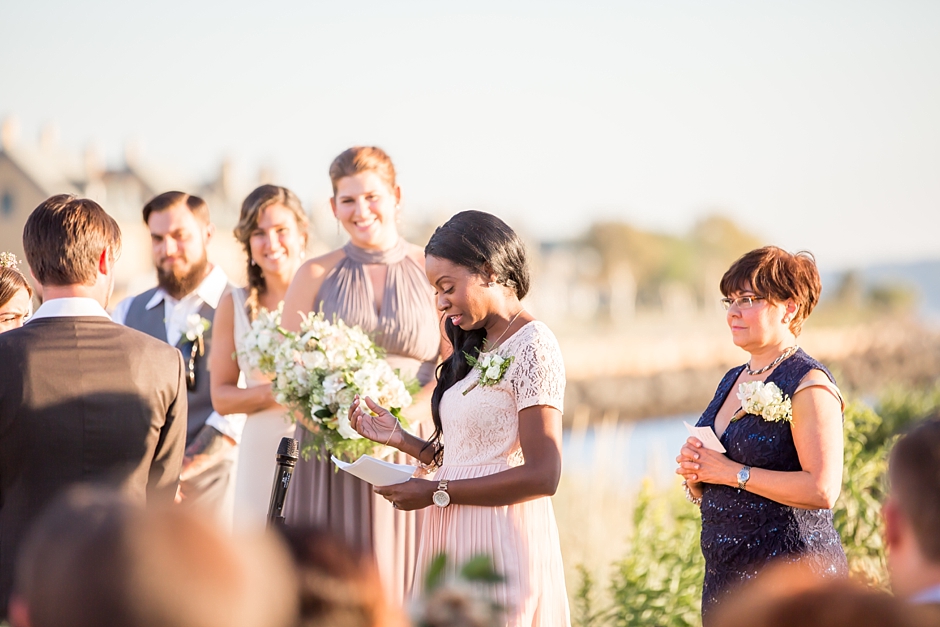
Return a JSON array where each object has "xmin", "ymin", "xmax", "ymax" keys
[{"xmin": 124, "ymin": 288, "xmax": 217, "ymax": 444}]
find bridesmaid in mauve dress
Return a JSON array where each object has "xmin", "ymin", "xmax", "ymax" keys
[
  {"xmin": 280, "ymin": 147, "xmax": 440, "ymax": 601},
  {"xmin": 349, "ymin": 211, "xmax": 571, "ymax": 627}
]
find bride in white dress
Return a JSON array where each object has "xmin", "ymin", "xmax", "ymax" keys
[{"xmin": 209, "ymin": 185, "xmax": 308, "ymax": 530}]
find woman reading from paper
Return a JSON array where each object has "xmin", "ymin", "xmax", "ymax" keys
[
  {"xmin": 675, "ymin": 246, "xmax": 847, "ymax": 625},
  {"xmin": 349, "ymin": 210, "xmax": 570, "ymax": 627}
]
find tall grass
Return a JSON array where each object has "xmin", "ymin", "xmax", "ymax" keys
[{"xmin": 554, "ymin": 383, "xmax": 940, "ymax": 627}]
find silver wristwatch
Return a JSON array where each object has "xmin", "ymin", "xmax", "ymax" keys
[
  {"xmin": 736, "ymin": 465, "xmax": 751, "ymax": 490},
  {"xmin": 432, "ymin": 479, "xmax": 451, "ymax": 508}
]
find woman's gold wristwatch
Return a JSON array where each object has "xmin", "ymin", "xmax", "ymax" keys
[
  {"xmin": 737, "ymin": 465, "xmax": 751, "ymax": 490},
  {"xmin": 432, "ymin": 479, "xmax": 450, "ymax": 508}
]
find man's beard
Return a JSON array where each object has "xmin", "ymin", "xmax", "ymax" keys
[{"xmin": 156, "ymin": 254, "xmax": 210, "ymax": 300}]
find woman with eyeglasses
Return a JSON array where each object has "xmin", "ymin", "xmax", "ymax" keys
[
  {"xmin": 0, "ymin": 253, "xmax": 33, "ymax": 334},
  {"xmin": 675, "ymin": 246, "xmax": 848, "ymax": 625}
]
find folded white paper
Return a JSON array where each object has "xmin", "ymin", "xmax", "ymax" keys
[
  {"xmin": 683, "ymin": 421, "xmax": 727, "ymax": 453},
  {"xmin": 331, "ymin": 454, "xmax": 417, "ymax": 487}
]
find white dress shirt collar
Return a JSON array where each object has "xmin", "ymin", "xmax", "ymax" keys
[
  {"xmin": 29, "ymin": 297, "xmax": 111, "ymax": 321},
  {"xmin": 144, "ymin": 265, "xmax": 229, "ymax": 311}
]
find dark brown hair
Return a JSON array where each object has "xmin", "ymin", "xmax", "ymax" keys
[
  {"xmin": 717, "ymin": 579, "xmax": 935, "ymax": 627},
  {"xmin": 719, "ymin": 246, "xmax": 821, "ymax": 336},
  {"xmin": 328, "ymin": 147, "xmax": 397, "ymax": 195},
  {"xmin": 889, "ymin": 416, "xmax": 940, "ymax": 563},
  {"xmin": 22, "ymin": 195, "xmax": 122, "ymax": 287},
  {"xmin": 142, "ymin": 191, "xmax": 210, "ymax": 225},
  {"xmin": 423, "ymin": 210, "xmax": 530, "ymax": 465},
  {"xmin": 232, "ymin": 185, "xmax": 309, "ymax": 320},
  {"xmin": 0, "ymin": 262, "xmax": 32, "ymax": 308}
]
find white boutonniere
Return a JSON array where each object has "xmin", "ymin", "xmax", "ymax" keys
[
  {"xmin": 182, "ymin": 314, "xmax": 211, "ymax": 353},
  {"xmin": 180, "ymin": 314, "xmax": 211, "ymax": 391},
  {"xmin": 462, "ymin": 350, "xmax": 514, "ymax": 395},
  {"xmin": 732, "ymin": 380, "xmax": 792, "ymax": 423}
]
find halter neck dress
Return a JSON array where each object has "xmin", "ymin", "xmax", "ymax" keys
[{"xmin": 284, "ymin": 238, "xmax": 440, "ymax": 600}]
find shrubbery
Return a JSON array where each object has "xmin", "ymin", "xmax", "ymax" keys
[{"xmin": 573, "ymin": 384, "xmax": 940, "ymax": 627}]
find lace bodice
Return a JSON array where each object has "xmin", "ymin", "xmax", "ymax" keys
[{"xmin": 438, "ymin": 321, "xmax": 565, "ymax": 467}]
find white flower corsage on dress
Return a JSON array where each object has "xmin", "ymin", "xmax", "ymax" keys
[
  {"xmin": 462, "ymin": 350, "xmax": 514, "ymax": 395},
  {"xmin": 732, "ymin": 380, "xmax": 793, "ymax": 423}
]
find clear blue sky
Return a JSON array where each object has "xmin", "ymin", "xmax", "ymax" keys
[{"xmin": 2, "ymin": 0, "xmax": 938, "ymax": 269}]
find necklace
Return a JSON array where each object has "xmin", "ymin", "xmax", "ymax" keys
[
  {"xmin": 487, "ymin": 308, "xmax": 525, "ymax": 351},
  {"xmin": 746, "ymin": 345, "xmax": 798, "ymax": 376}
]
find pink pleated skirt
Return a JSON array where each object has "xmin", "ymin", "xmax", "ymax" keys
[{"xmin": 414, "ymin": 463, "xmax": 571, "ymax": 627}]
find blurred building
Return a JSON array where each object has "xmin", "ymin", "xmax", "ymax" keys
[{"xmin": 0, "ymin": 116, "xmax": 288, "ymax": 301}]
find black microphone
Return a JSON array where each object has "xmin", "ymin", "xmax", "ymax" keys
[{"xmin": 266, "ymin": 437, "xmax": 299, "ymax": 529}]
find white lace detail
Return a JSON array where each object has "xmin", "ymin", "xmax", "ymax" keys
[{"xmin": 438, "ymin": 321, "xmax": 566, "ymax": 467}]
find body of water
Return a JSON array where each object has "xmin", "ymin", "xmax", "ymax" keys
[{"xmin": 561, "ymin": 413, "xmax": 697, "ymax": 492}]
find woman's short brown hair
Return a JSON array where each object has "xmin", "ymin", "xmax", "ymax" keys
[
  {"xmin": 719, "ymin": 246, "xmax": 821, "ymax": 336},
  {"xmin": 23, "ymin": 195, "xmax": 122, "ymax": 287},
  {"xmin": 328, "ymin": 147, "xmax": 397, "ymax": 196}
]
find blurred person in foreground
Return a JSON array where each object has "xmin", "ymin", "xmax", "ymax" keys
[
  {"xmin": 7, "ymin": 486, "xmax": 297, "ymax": 627},
  {"xmin": 280, "ymin": 527, "xmax": 407, "ymax": 627},
  {"xmin": 0, "ymin": 195, "xmax": 187, "ymax": 619},
  {"xmin": 884, "ymin": 415, "xmax": 940, "ymax": 617},
  {"xmin": 0, "ymin": 253, "xmax": 32, "ymax": 333},
  {"xmin": 713, "ymin": 562, "xmax": 937, "ymax": 627},
  {"xmin": 112, "ymin": 191, "xmax": 243, "ymax": 526},
  {"xmin": 210, "ymin": 185, "xmax": 309, "ymax": 530},
  {"xmin": 675, "ymin": 246, "xmax": 848, "ymax": 625}
]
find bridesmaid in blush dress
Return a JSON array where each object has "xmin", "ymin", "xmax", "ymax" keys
[
  {"xmin": 209, "ymin": 185, "xmax": 309, "ymax": 531},
  {"xmin": 280, "ymin": 147, "xmax": 440, "ymax": 601},
  {"xmin": 349, "ymin": 210, "xmax": 570, "ymax": 627}
]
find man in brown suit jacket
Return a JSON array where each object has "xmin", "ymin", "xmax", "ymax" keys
[{"xmin": 0, "ymin": 195, "xmax": 188, "ymax": 619}]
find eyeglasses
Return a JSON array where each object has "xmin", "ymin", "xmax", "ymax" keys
[{"xmin": 720, "ymin": 296, "xmax": 765, "ymax": 311}]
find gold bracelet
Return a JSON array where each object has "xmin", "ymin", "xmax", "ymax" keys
[{"xmin": 383, "ymin": 419, "xmax": 400, "ymax": 448}]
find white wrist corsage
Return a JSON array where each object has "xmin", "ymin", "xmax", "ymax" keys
[
  {"xmin": 462, "ymin": 350, "xmax": 514, "ymax": 395},
  {"xmin": 732, "ymin": 380, "xmax": 792, "ymax": 423}
]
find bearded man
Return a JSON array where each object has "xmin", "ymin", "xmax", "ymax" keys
[{"xmin": 113, "ymin": 192, "xmax": 245, "ymax": 526}]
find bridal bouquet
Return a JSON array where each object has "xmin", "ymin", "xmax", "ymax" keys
[{"xmin": 239, "ymin": 306, "xmax": 415, "ymax": 460}]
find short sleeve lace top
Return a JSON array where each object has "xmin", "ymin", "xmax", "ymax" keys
[{"xmin": 439, "ymin": 321, "xmax": 565, "ymax": 468}]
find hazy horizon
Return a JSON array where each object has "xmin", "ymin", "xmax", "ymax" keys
[{"xmin": 2, "ymin": 0, "xmax": 939, "ymax": 271}]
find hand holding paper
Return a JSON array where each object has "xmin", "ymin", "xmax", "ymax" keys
[
  {"xmin": 331, "ymin": 455, "xmax": 417, "ymax": 487},
  {"xmin": 684, "ymin": 421, "xmax": 727, "ymax": 454}
]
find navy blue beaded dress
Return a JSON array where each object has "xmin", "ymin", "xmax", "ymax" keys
[{"xmin": 695, "ymin": 349, "xmax": 847, "ymax": 624}]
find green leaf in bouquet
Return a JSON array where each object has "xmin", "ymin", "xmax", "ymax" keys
[
  {"xmin": 458, "ymin": 554, "xmax": 504, "ymax": 584},
  {"xmin": 423, "ymin": 552, "xmax": 449, "ymax": 592},
  {"xmin": 313, "ymin": 407, "xmax": 333, "ymax": 420}
]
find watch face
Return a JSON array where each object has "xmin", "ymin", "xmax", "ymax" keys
[{"xmin": 432, "ymin": 489, "xmax": 451, "ymax": 508}]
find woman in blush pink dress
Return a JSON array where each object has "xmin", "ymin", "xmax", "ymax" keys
[{"xmin": 349, "ymin": 210, "xmax": 570, "ymax": 627}]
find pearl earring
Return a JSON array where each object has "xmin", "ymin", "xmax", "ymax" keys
[{"xmin": 250, "ymin": 259, "xmax": 257, "ymax": 267}]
